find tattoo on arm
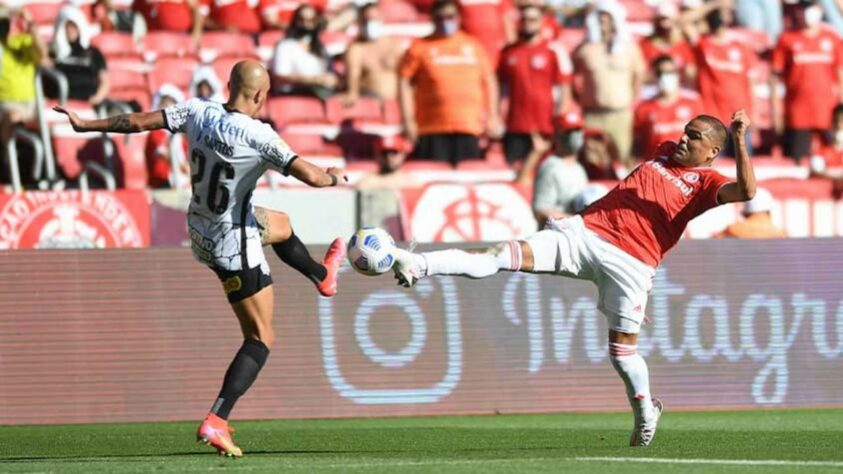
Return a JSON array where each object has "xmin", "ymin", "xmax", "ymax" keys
[{"xmin": 107, "ymin": 115, "xmax": 135, "ymax": 133}]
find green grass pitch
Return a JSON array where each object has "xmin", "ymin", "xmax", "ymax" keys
[{"xmin": 2, "ymin": 409, "xmax": 842, "ymax": 473}]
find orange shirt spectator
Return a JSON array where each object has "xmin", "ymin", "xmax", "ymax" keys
[
  {"xmin": 399, "ymin": 31, "xmax": 493, "ymax": 136},
  {"xmin": 715, "ymin": 188, "xmax": 787, "ymax": 239}
]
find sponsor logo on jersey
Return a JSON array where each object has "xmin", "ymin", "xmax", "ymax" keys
[
  {"xmin": 649, "ymin": 161, "xmax": 694, "ymax": 197},
  {"xmin": 0, "ymin": 191, "xmax": 145, "ymax": 249},
  {"xmin": 682, "ymin": 172, "xmax": 700, "ymax": 183},
  {"xmin": 222, "ymin": 275, "xmax": 242, "ymax": 295}
]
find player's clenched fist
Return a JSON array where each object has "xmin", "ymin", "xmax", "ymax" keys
[{"xmin": 731, "ymin": 109, "xmax": 751, "ymax": 136}]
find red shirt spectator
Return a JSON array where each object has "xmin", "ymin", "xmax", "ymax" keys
[
  {"xmin": 499, "ymin": 41, "xmax": 571, "ymax": 135},
  {"xmin": 259, "ymin": 0, "xmax": 328, "ymax": 29},
  {"xmin": 640, "ymin": 38, "xmax": 694, "ymax": 71},
  {"xmin": 772, "ymin": 27, "xmax": 843, "ymax": 130},
  {"xmin": 457, "ymin": 0, "xmax": 514, "ymax": 66},
  {"xmin": 695, "ymin": 33, "xmax": 757, "ymax": 125},
  {"xmin": 634, "ymin": 93, "xmax": 703, "ymax": 156},
  {"xmin": 201, "ymin": 0, "xmax": 261, "ymax": 34},
  {"xmin": 133, "ymin": 0, "xmax": 195, "ymax": 31}
]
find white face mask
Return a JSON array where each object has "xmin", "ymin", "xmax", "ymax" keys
[
  {"xmin": 834, "ymin": 129, "xmax": 843, "ymax": 146},
  {"xmin": 442, "ymin": 19, "xmax": 459, "ymax": 36},
  {"xmin": 805, "ymin": 6, "xmax": 824, "ymax": 27},
  {"xmin": 658, "ymin": 73, "xmax": 680, "ymax": 95},
  {"xmin": 364, "ymin": 20, "xmax": 383, "ymax": 40}
]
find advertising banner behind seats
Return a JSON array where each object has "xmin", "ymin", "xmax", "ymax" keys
[
  {"xmin": 0, "ymin": 190, "xmax": 150, "ymax": 249},
  {"xmin": 0, "ymin": 240, "xmax": 841, "ymax": 425}
]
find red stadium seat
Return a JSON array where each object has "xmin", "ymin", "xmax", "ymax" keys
[
  {"xmin": 148, "ymin": 56, "xmax": 200, "ymax": 93},
  {"xmin": 266, "ymin": 97, "xmax": 326, "ymax": 127},
  {"xmin": 142, "ymin": 31, "xmax": 196, "ymax": 58},
  {"xmin": 619, "ymin": 0, "xmax": 654, "ymax": 22},
  {"xmin": 91, "ymin": 32, "xmax": 138, "ymax": 58},
  {"xmin": 381, "ymin": 0, "xmax": 420, "ymax": 22},
  {"xmin": 200, "ymin": 32, "xmax": 256, "ymax": 59},
  {"xmin": 282, "ymin": 132, "xmax": 330, "ymax": 153},
  {"xmin": 51, "ymin": 130, "xmax": 149, "ymax": 188},
  {"xmin": 110, "ymin": 87, "xmax": 152, "ymax": 111},
  {"xmin": 382, "ymin": 99, "xmax": 401, "ymax": 124},
  {"xmin": 23, "ymin": 2, "xmax": 64, "ymax": 26},
  {"xmin": 557, "ymin": 28, "xmax": 585, "ymax": 53},
  {"xmin": 456, "ymin": 159, "xmax": 510, "ymax": 171},
  {"xmin": 108, "ymin": 66, "xmax": 149, "ymax": 91},
  {"xmin": 110, "ymin": 133, "xmax": 149, "ymax": 189},
  {"xmin": 325, "ymin": 97, "xmax": 383, "ymax": 124},
  {"xmin": 258, "ymin": 30, "xmax": 285, "ymax": 48}
]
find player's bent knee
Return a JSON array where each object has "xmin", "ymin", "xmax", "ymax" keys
[
  {"xmin": 518, "ymin": 241, "xmax": 534, "ymax": 272},
  {"xmin": 609, "ymin": 329, "xmax": 638, "ymax": 345}
]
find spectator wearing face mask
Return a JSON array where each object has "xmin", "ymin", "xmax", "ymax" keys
[
  {"xmin": 189, "ymin": 65, "xmax": 225, "ymax": 102},
  {"xmin": 47, "ymin": 6, "xmax": 110, "ymax": 106},
  {"xmin": 271, "ymin": 4, "xmax": 339, "ymax": 98},
  {"xmin": 693, "ymin": 5, "xmax": 758, "ymax": 157},
  {"xmin": 633, "ymin": 55, "xmax": 703, "ymax": 157},
  {"xmin": 639, "ymin": 3, "xmax": 696, "ymax": 83},
  {"xmin": 772, "ymin": 0, "xmax": 843, "ymax": 161},
  {"xmin": 572, "ymin": 0, "xmax": 645, "ymax": 169},
  {"xmin": 146, "ymin": 84, "xmax": 189, "ymax": 188},
  {"xmin": 531, "ymin": 111, "xmax": 588, "ymax": 224},
  {"xmin": 809, "ymin": 103, "xmax": 843, "ymax": 186},
  {"xmin": 498, "ymin": 5, "xmax": 573, "ymax": 166},
  {"xmin": 343, "ymin": 2, "xmax": 408, "ymax": 105},
  {"xmin": 398, "ymin": 0, "xmax": 502, "ymax": 165}
]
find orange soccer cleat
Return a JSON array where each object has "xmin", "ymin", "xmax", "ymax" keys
[
  {"xmin": 316, "ymin": 237, "xmax": 346, "ymax": 297},
  {"xmin": 197, "ymin": 413, "xmax": 243, "ymax": 458}
]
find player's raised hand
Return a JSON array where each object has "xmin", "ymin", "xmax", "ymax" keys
[
  {"xmin": 326, "ymin": 167, "xmax": 348, "ymax": 185},
  {"xmin": 731, "ymin": 109, "xmax": 751, "ymax": 136},
  {"xmin": 52, "ymin": 106, "xmax": 86, "ymax": 132}
]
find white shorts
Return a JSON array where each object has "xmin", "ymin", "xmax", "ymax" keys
[
  {"xmin": 187, "ymin": 208, "xmax": 269, "ymax": 274},
  {"xmin": 524, "ymin": 215, "xmax": 655, "ymax": 334}
]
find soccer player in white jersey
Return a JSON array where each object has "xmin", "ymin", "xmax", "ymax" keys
[
  {"xmin": 392, "ymin": 110, "xmax": 757, "ymax": 446},
  {"xmin": 55, "ymin": 61, "xmax": 348, "ymax": 457}
]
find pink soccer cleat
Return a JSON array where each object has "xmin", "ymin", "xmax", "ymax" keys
[
  {"xmin": 316, "ymin": 237, "xmax": 346, "ymax": 297},
  {"xmin": 197, "ymin": 413, "xmax": 243, "ymax": 458}
]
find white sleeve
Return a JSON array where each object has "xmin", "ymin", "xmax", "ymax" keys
[
  {"xmin": 253, "ymin": 123, "xmax": 299, "ymax": 175},
  {"xmin": 163, "ymin": 98, "xmax": 202, "ymax": 133},
  {"xmin": 810, "ymin": 154, "xmax": 827, "ymax": 174},
  {"xmin": 272, "ymin": 40, "xmax": 297, "ymax": 76}
]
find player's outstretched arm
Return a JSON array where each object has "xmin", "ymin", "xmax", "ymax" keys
[
  {"xmin": 288, "ymin": 158, "xmax": 348, "ymax": 188},
  {"xmin": 717, "ymin": 109, "xmax": 757, "ymax": 204},
  {"xmin": 53, "ymin": 106, "xmax": 167, "ymax": 134}
]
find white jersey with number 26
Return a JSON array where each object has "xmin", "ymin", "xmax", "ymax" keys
[{"xmin": 164, "ymin": 98, "xmax": 298, "ymax": 272}]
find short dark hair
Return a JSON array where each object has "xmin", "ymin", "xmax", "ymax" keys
[
  {"xmin": 694, "ymin": 114, "xmax": 729, "ymax": 149},
  {"xmin": 431, "ymin": 0, "xmax": 458, "ymax": 14},
  {"xmin": 833, "ymin": 103, "xmax": 843, "ymax": 120},
  {"xmin": 651, "ymin": 54, "xmax": 675, "ymax": 72},
  {"xmin": 359, "ymin": 1, "xmax": 379, "ymax": 16}
]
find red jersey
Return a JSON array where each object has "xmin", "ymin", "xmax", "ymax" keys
[
  {"xmin": 458, "ymin": 0, "xmax": 512, "ymax": 66},
  {"xmin": 772, "ymin": 28, "xmax": 843, "ymax": 129},
  {"xmin": 146, "ymin": 129, "xmax": 173, "ymax": 188},
  {"xmin": 639, "ymin": 36, "xmax": 695, "ymax": 71},
  {"xmin": 695, "ymin": 33, "xmax": 756, "ymax": 124},
  {"xmin": 133, "ymin": 0, "xmax": 193, "ymax": 31},
  {"xmin": 498, "ymin": 41, "xmax": 571, "ymax": 134},
  {"xmin": 202, "ymin": 0, "xmax": 261, "ymax": 33},
  {"xmin": 258, "ymin": 0, "xmax": 298, "ymax": 27},
  {"xmin": 582, "ymin": 142, "xmax": 732, "ymax": 267},
  {"xmin": 633, "ymin": 94, "xmax": 703, "ymax": 156},
  {"xmin": 813, "ymin": 145, "xmax": 843, "ymax": 170}
]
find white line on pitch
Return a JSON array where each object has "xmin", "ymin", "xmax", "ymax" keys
[{"xmin": 576, "ymin": 457, "xmax": 843, "ymax": 468}]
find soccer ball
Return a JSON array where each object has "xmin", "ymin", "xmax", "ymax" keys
[{"xmin": 347, "ymin": 227, "xmax": 396, "ymax": 276}]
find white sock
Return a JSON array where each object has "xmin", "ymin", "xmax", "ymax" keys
[
  {"xmin": 420, "ymin": 243, "xmax": 517, "ymax": 279},
  {"xmin": 609, "ymin": 343, "xmax": 654, "ymax": 421}
]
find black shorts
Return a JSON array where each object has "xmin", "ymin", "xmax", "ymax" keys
[
  {"xmin": 211, "ymin": 265, "xmax": 273, "ymax": 304},
  {"xmin": 410, "ymin": 133, "xmax": 482, "ymax": 165},
  {"xmin": 782, "ymin": 129, "xmax": 816, "ymax": 160},
  {"xmin": 503, "ymin": 133, "xmax": 533, "ymax": 164}
]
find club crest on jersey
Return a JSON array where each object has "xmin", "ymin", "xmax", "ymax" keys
[
  {"xmin": 682, "ymin": 172, "xmax": 700, "ymax": 184},
  {"xmin": 649, "ymin": 161, "xmax": 693, "ymax": 196}
]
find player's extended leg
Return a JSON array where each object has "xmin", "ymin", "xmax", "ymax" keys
[
  {"xmin": 254, "ymin": 206, "xmax": 345, "ymax": 297},
  {"xmin": 198, "ymin": 285, "xmax": 275, "ymax": 458},
  {"xmin": 608, "ymin": 329, "xmax": 663, "ymax": 447}
]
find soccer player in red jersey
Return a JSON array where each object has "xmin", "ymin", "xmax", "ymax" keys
[{"xmin": 392, "ymin": 110, "xmax": 756, "ymax": 447}]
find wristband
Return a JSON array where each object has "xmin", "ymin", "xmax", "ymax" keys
[{"xmin": 330, "ymin": 174, "xmax": 338, "ymax": 186}]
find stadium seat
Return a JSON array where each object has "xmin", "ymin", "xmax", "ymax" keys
[
  {"xmin": 258, "ymin": 30, "xmax": 285, "ymax": 48},
  {"xmin": 142, "ymin": 31, "xmax": 196, "ymax": 58},
  {"xmin": 456, "ymin": 159, "xmax": 510, "ymax": 171},
  {"xmin": 381, "ymin": 0, "xmax": 421, "ymax": 22},
  {"xmin": 110, "ymin": 133, "xmax": 149, "ymax": 189},
  {"xmin": 267, "ymin": 97, "xmax": 326, "ymax": 127},
  {"xmin": 148, "ymin": 56, "xmax": 199, "ymax": 93},
  {"xmin": 619, "ymin": 0, "xmax": 654, "ymax": 22},
  {"xmin": 282, "ymin": 132, "xmax": 331, "ymax": 154},
  {"xmin": 108, "ymin": 64, "xmax": 149, "ymax": 91},
  {"xmin": 325, "ymin": 97, "xmax": 384, "ymax": 124},
  {"xmin": 91, "ymin": 32, "xmax": 138, "ymax": 58},
  {"xmin": 382, "ymin": 99, "xmax": 401, "ymax": 124},
  {"xmin": 557, "ymin": 28, "xmax": 586, "ymax": 53},
  {"xmin": 110, "ymin": 87, "xmax": 152, "ymax": 111},
  {"xmin": 23, "ymin": 2, "xmax": 64, "ymax": 26},
  {"xmin": 200, "ymin": 32, "xmax": 257, "ymax": 59}
]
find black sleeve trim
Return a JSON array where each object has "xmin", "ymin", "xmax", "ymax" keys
[
  {"xmin": 282, "ymin": 155, "xmax": 298, "ymax": 176},
  {"xmin": 161, "ymin": 110, "xmax": 171, "ymax": 132}
]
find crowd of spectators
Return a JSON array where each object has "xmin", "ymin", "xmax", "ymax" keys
[{"xmin": 3, "ymin": 0, "xmax": 843, "ymax": 240}]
